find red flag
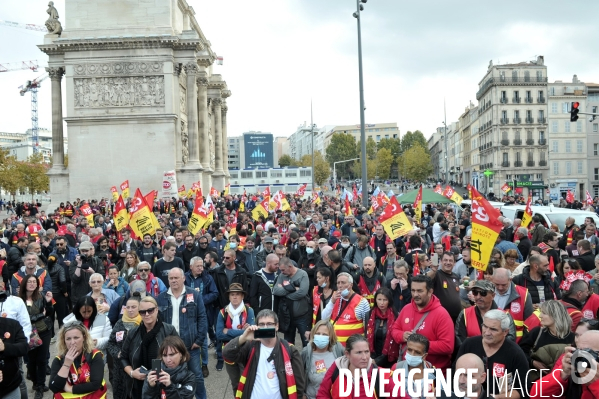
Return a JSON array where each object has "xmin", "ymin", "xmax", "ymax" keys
[
  {"xmin": 295, "ymin": 183, "xmax": 307, "ymax": 197},
  {"xmin": 566, "ymin": 189, "xmax": 574, "ymax": 203},
  {"xmin": 413, "ymin": 253, "xmax": 420, "ymax": 276},
  {"xmin": 586, "ymin": 190, "xmax": 593, "ymax": 206},
  {"xmin": 344, "ymin": 196, "xmax": 352, "ymax": 217},
  {"xmin": 144, "ymin": 190, "xmax": 157, "ymax": 210},
  {"xmin": 549, "ymin": 256, "xmax": 555, "ymax": 276},
  {"xmin": 477, "ymin": 270, "xmax": 485, "ymax": 280},
  {"xmin": 434, "ymin": 184, "xmax": 443, "ymax": 194},
  {"xmin": 353, "ymin": 184, "xmax": 358, "ymax": 200}
]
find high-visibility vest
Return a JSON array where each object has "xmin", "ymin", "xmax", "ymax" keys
[
  {"xmin": 312, "ymin": 286, "xmax": 321, "ymax": 327},
  {"xmin": 582, "ymin": 293, "xmax": 599, "ymax": 320},
  {"xmin": 331, "ymin": 294, "xmax": 365, "ymax": 346},
  {"xmin": 13, "ymin": 270, "xmax": 47, "ymax": 292},
  {"xmin": 501, "ymin": 285, "xmax": 528, "ymax": 342},
  {"xmin": 464, "ymin": 306, "xmax": 482, "ymax": 338},
  {"xmin": 356, "ymin": 275, "xmax": 381, "ymax": 308},
  {"xmin": 566, "ymin": 227, "xmax": 579, "ymax": 245}
]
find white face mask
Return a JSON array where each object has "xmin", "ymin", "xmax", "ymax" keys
[{"xmin": 341, "ymin": 243, "xmax": 350, "ymax": 248}]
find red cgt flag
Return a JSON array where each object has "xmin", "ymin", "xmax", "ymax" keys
[
  {"xmin": 566, "ymin": 189, "xmax": 574, "ymax": 203},
  {"xmin": 413, "ymin": 253, "xmax": 420, "ymax": 276}
]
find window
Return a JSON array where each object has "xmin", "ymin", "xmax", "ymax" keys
[
  {"xmin": 566, "ymin": 141, "xmax": 571, "ymax": 152},
  {"xmin": 551, "ymin": 103, "xmax": 558, "ymax": 113},
  {"xmin": 563, "ymin": 102, "xmax": 571, "ymax": 113},
  {"xmin": 577, "ymin": 140, "xmax": 583, "ymax": 153},
  {"xmin": 577, "ymin": 121, "xmax": 582, "ymax": 133},
  {"xmin": 594, "ymin": 123, "xmax": 598, "ymax": 133},
  {"xmin": 595, "ymin": 144, "xmax": 599, "ymax": 156},
  {"xmin": 552, "ymin": 140, "xmax": 559, "ymax": 153},
  {"xmin": 527, "ymin": 130, "xmax": 533, "ymax": 140},
  {"xmin": 536, "ymin": 174, "xmax": 543, "ymax": 180},
  {"xmin": 565, "ymin": 122, "xmax": 571, "ymax": 133},
  {"xmin": 230, "ymin": 172, "xmax": 238, "ymax": 179},
  {"xmin": 285, "ymin": 170, "xmax": 297, "ymax": 178},
  {"xmin": 524, "ymin": 72, "xmax": 530, "ymax": 82},
  {"xmin": 594, "ymin": 185, "xmax": 599, "ymax": 197},
  {"xmin": 376, "ymin": 135, "xmax": 381, "ymax": 141},
  {"xmin": 553, "ymin": 162, "xmax": 559, "ymax": 175},
  {"xmin": 515, "ymin": 131, "xmax": 521, "ymax": 140},
  {"xmin": 512, "ymin": 70, "xmax": 518, "ymax": 79},
  {"xmin": 503, "ymin": 152, "xmax": 508, "ymax": 162},
  {"xmin": 566, "ymin": 162, "xmax": 572, "ymax": 175},
  {"xmin": 550, "ymin": 87, "xmax": 556, "ymax": 96},
  {"xmin": 539, "ymin": 131, "xmax": 545, "ymax": 140},
  {"xmin": 255, "ymin": 171, "xmax": 268, "ymax": 178},
  {"xmin": 527, "ymin": 151, "xmax": 533, "ymax": 161},
  {"xmin": 502, "ymin": 110, "xmax": 507, "ymax": 120},
  {"xmin": 506, "ymin": 175, "xmax": 512, "ymax": 180},
  {"xmin": 540, "ymin": 152, "xmax": 546, "ymax": 161},
  {"xmin": 241, "ymin": 171, "xmax": 253, "ymax": 178},
  {"xmin": 516, "ymin": 152, "xmax": 521, "ymax": 162},
  {"xmin": 537, "ymin": 71, "xmax": 543, "ymax": 81},
  {"xmin": 578, "ymin": 161, "xmax": 583, "ymax": 174},
  {"xmin": 502, "ymin": 131, "xmax": 508, "ymax": 140},
  {"xmin": 270, "ymin": 170, "xmax": 282, "ymax": 178},
  {"xmin": 300, "ymin": 169, "xmax": 311, "ymax": 177},
  {"xmin": 501, "ymin": 91, "xmax": 507, "ymax": 102},
  {"xmin": 526, "ymin": 110, "xmax": 532, "ymax": 121},
  {"xmin": 539, "ymin": 110, "xmax": 545, "ymax": 120},
  {"xmin": 552, "ymin": 121, "xmax": 558, "ymax": 133},
  {"xmin": 594, "ymin": 106, "xmax": 598, "ymax": 114},
  {"xmin": 596, "ymin": 168, "xmax": 599, "ymax": 181}
]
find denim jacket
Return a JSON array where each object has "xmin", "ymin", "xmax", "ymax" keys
[{"xmin": 156, "ymin": 287, "xmax": 207, "ymax": 349}]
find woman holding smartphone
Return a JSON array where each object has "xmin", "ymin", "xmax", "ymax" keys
[{"xmin": 142, "ymin": 336, "xmax": 196, "ymax": 399}]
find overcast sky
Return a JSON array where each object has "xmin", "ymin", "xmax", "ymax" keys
[{"xmin": 2, "ymin": 0, "xmax": 599, "ymax": 141}]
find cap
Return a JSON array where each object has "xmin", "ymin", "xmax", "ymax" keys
[
  {"xmin": 332, "ymin": 230, "xmax": 341, "ymax": 238},
  {"xmin": 468, "ymin": 280, "xmax": 495, "ymax": 292},
  {"xmin": 129, "ymin": 280, "xmax": 147, "ymax": 297},
  {"xmin": 79, "ymin": 241, "xmax": 94, "ymax": 250},
  {"xmin": 226, "ymin": 283, "xmax": 246, "ymax": 294},
  {"xmin": 318, "ymin": 238, "xmax": 328, "ymax": 244},
  {"xmin": 263, "ymin": 237, "xmax": 274, "ymax": 243}
]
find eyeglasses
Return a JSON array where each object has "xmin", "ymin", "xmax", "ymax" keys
[
  {"xmin": 138, "ymin": 268, "xmax": 150, "ymax": 272},
  {"xmin": 257, "ymin": 322, "xmax": 276, "ymax": 328},
  {"xmin": 56, "ymin": 243, "xmax": 65, "ymax": 247},
  {"xmin": 581, "ymin": 318, "xmax": 599, "ymax": 327},
  {"xmin": 223, "ymin": 256, "xmax": 232, "ymax": 260},
  {"xmin": 199, "ymin": 242, "xmax": 208, "ymax": 245},
  {"xmin": 139, "ymin": 307, "xmax": 156, "ymax": 316},
  {"xmin": 471, "ymin": 290, "xmax": 489, "ymax": 297}
]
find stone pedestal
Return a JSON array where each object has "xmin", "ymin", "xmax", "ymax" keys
[{"xmin": 46, "ymin": 168, "xmax": 70, "ymax": 212}]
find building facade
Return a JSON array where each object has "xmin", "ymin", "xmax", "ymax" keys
[
  {"xmin": 229, "ymin": 166, "xmax": 313, "ymax": 194},
  {"xmin": 323, "ymin": 122, "xmax": 400, "ymax": 149},
  {"xmin": 228, "ymin": 132, "xmax": 277, "ymax": 169},
  {"xmin": 586, "ymin": 84, "xmax": 599, "ymax": 198}
]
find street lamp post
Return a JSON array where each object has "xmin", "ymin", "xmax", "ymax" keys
[
  {"xmin": 311, "ymin": 101, "xmax": 315, "ymax": 192},
  {"xmin": 334, "ymin": 158, "xmax": 361, "ymax": 189},
  {"xmin": 354, "ymin": 0, "xmax": 368, "ymax": 207},
  {"xmin": 443, "ymin": 99, "xmax": 449, "ymax": 185}
]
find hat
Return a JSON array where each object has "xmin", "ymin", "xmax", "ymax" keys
[
  {"xmin": 263, "ymin": 237, "xmax": 274, "ymax": 243},
  {"xmin": 226, "ymin": 283, "xmax": 246, "ymax": 294},
  {"xmin": 318, "ymin": 238, "xmax": 328, "ymax": 244},
  {"xmin": 129, "ymin": 280, "xmax": 147, "ymax": 297},
  {"xmin": 332, "ymin": 230, "xmax": 341, "ymax": 238},
  {"xmin": 468, "ymin": 280, "xmax": 495, "ymax": 292},
  {"xmin": 79, "ymin": 241, "xmax": 94, "ymax": 250}
]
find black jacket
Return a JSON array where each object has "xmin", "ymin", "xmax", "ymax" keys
[
  {"xmin": 3, "ymin": 245, "xmax": 24, "ymax": 284},
  {"xmin": 576, "ymin": 250, "xmax": 595, "ymax": 272},
  {"xmin": 248, "ymin": 268, "xmax": 279, "ymax": 315},
  {"xmin": 176, "ymin": 246, "xmax": 201, "ymax": 271},
  {"xmin": 210, "ymin": 265, "xmax": 248, "ymax": 309},
  {"xmin": 517, "ymin": 237, "xmax": 532, "ymax": 261},
  {"xmin": 142, "ymin": 362, "xmax": 196, "ymax": 399},
  {"xmin": 136, "ymin": 244, "xmax": 162, "ymax": 267},
  {"xmin": 512, "ymin": 265, "xmax": 561, "ymax": 304},
  {"xmin": 0, "ymin": 317, "xmax": 28, "ymax": 393}
]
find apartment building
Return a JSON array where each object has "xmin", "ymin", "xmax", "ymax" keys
[{"xmin": 587, "ymin": 84, "xmax": 599, "ymax": 198}]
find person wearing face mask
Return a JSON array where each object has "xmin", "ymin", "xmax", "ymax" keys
[
  {"xmin": 311, "ymin": 267, "xmax": 334, "ymax": 331},
  {"xmin": 227, "ymin": 235, "xmax": 247, "ymax": 272},
  {"xmin": 338, "ymin": 236, "xmax": 351, "ymax": 258},
  {"xmin": 388, "ymin": 333, "xmax": 435, "ymax": 398},
  {"xmin": 301, "ymin": 320, "xmax": 345, "ymax": 399}
]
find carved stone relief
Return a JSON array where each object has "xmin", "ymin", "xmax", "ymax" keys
[
  {"xmin": 181, "ymin": 121, "xmax": 189, "ymax": 164},
  {"xmin": 180, "ymin": 86, "xmax": 186, "ymax": 113},
  {"xmin": 74, "ymin": 62, "xmax": 164, "ymax": 76},
  {"xmin": 74, "ymin": 76, "xmax": 165, "ymax": 108}
]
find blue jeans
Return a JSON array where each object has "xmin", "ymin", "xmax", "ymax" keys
[
  {"xmin": 284, "ymin": 316, "xmax": 309, "ymax": 348},
  {"xmin": 216, "ymin": 340, "xmax": 224, "ymax": 362},
  {"xmin": 201, "ymin": 334, "xmax": 208, "ymax": 366},
  {"xmin": 188, "ymin": 347, "xmax": 206, "ymax": 399}
]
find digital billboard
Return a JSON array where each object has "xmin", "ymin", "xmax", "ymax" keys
[{"xmin": 243, "ymin": 133, "xmax": 274, "ymax": 168}]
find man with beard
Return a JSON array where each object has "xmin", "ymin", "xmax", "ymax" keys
[
  {"xmin": 369, "ymin": 224, "xmax": 390, "ymax": 267},
  {"xmin": 453, "ymin": 247, "xmax": 477, "ymax": 307},
  {"xmin": 427, "ymin": 251, "xmax": 462, "ymax": 322},
  {"xmin": 291, "ymin": 235, "xmax": 307, "ymax": 263},
  {"xmin": 137, "ymin": 233, "xmax": 162, "ymax": 267},
  {"xmin": 439, "ymin": 354, "xmax": 494, "ymax": 398},
  {"xmin": 355, "ymin": 256, "xmax": 386, "ymax": 308},
  {"xmin": 176, "ymin": 234, "xmax": 201, "ymax": 271}
]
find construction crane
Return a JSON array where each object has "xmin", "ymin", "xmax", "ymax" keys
[
  {"xmin": 0, "ymin": 19, "xmax": 47, "ymax": 32},
  {"xmin": 0, "ymin": 60, "xmax": 39, "ymax": 73},
  {"xmin": 19, "ymin": 74, "xmax": 49, "ymax": 153}
]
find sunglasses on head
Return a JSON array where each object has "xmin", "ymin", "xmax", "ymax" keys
[{"xmin": 139, "ymin": 307, "xmax": 156, "ymax": 316}]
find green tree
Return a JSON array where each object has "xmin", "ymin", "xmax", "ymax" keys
[
  {"xmin": 313, "ymin": 151, "xmax": 330, "ymax": 186},
  {"xmin": 401, "ymin": 130, "xmax": 428, "ymax": 154},
  {"xmin": 325, "ymin": 133, "xmax": 358, "ymax": 179},
  {"xmin": 402, "ymin": 145, "xmax": 433, "ymax": 182},
  {"xmin": 0, "ymin": 149, "xmax": 21, "ymax": 199},
  {"xmin": 377, "ymin": 137, "xmax": 401, "ymax": 156},
  {"xmin": 278, "ymin": 154, "xmax": 294, "ymax": 167},
  {"xmin": 19, "ymin": 153, "xmax": 49, "ymax": 201},
  {"xmin": 351, "ymin": 158, "xmax": 377, "ymax": 180},
  {"xmin": 297, "ymin": 154, "xmax": 312, "ymax": 167},
  {"xmin": 375, "ymin": 148, "xmax": 394, "ymax": 179}
]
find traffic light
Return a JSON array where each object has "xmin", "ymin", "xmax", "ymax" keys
[{"xmin": 571, "ymin": 102, "xmax": 580, "ymax": 122}]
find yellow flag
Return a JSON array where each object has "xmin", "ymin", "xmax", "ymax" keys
[
  {"xmin": 79, "ymin": 203, "xmax": 95, "ymax": 227},
  {"xmin": 252, "ymin": 198, "xmax": 270, "ymax": 221},
  {"xmin": 469, "ymin": 186, "xmax": 504, "ymax": 271},
  {"xmin": 521, "ymin": 194, "xmax": 533, "ymax": 228},
  {"xmin": 128, "ymin": 189, "xmax": 156, "ymax": 237},
  {"xmin": 120, "ymin": 180, "xmax": 130, "ymax": 200},
  {"xmin": 224, "ymin": 184, "xmax": 230, "ymax": 196},
  {"xmin": 114, "ymin": 195, "xmax": 129, "ymax": 232},
  {"xmin": 110, "ymin": 186, "xmax": 119, "ymax": 202},
  {"xmin": 188, "ymin": 197, "xmax": 208, "ymax": 236},
  {"xmin": 280, "ymin": 197, "xmax": 291, "ymax": 211},
  {"xmin": 379, "ymin": 196, "xmax": 412, "ymax": 240}
]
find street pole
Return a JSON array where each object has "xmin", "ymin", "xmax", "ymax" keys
[
  {"xmin": 355, "ymin": 0, "xmax": 368, "ymax": 207},
  {"xmin": 334, "ymin": 157, "xmax": 361, "ymax": 188},
  {"xmin": 311, "ymin": 100, "xmax": 315, "ymax": 192},
  {"xmin": 444, "ymin": 99, "xmax": 449, "ymax": 185}
]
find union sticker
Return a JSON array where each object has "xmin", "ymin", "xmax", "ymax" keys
[{"xmin": 510, "ymin": 302, "xmax": 521, "ymax": 314}]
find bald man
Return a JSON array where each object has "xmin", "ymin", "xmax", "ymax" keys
[
  {"xmin": 531, "ymin": 330, "xmax": 599, "ymax": 397},
  {"xmin": 492, "ymin": 267, "xmax": 533, "ymax": 343},
  {"xmin": 439, "ymin": 353, "xmax": 490, "ymax": 398},
  {"xmin": 355, "ymin": 256, "xmax": 386, "ymax": 308}
]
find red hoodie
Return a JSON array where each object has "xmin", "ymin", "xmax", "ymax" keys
[{"xmin": 390, "ymin": 295, "xmax": 454, "ymax": 369}]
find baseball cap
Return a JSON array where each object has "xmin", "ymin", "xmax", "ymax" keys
[
  {"xmin": 468, "ymin": 280, "xmax": 495, "ymax": 292},
  {"xmin": 263, "ymin": 237, "xmax": 274, "ymax": 243},
  {"xmin": 318, "ymin": 238, "xmax": 328, "ymax": 244},
  {"xmin": 79, "ymin": 241, "xmax": 94, "ymax": 250}
]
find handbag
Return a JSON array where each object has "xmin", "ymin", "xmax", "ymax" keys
[{"xmin": 29, "ymin": 327, "xmax": 43, "ymax": 350}]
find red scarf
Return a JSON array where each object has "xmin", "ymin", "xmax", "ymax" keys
[
  {"xmin": 366, "ymin": 307, "xmax": 395, "ymax": 354},
  {"xmin": 236, "ymin": 341, "xmax": 297, "ymax": 399}
]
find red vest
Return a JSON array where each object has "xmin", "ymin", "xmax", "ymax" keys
[
  {"xmin": 312, "ymin": 287, "xmax": 321, "ymax": 327},
  {"xmin": 464, "ymin": 306, "xmax": 481, "ymax": 338},
  {"xmin": 356, "ymin": 275, "xmax": 381, "ymax": 308},
  {"xmin": 501, "ymin": 285, "xmax": 528, "ymax": 342},
  {"xmin": 331, "ymin": 294, "xmax": 365, "ymax": 346},
  {"xmin": 582, "ymin": 293, "xmax": 599, "ymax": 320}
]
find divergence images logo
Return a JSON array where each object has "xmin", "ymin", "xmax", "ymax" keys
[{"xmin": 571, "ymin": 349, "xmax": 598, "ymax": 384}]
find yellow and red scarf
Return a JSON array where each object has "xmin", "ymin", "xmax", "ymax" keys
[{"xmin": 54, "ymin": 350, "xmax": 107, "ymax": 399}]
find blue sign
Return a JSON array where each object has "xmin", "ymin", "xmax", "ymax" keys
[{"xmin": 244, "ymin": 133, "xmax": 274, "ymax": 168}]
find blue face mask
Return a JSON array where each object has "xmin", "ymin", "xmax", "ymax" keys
[
  {"xmin": 313, "ymin": 335, "xmax": 329, "ymax": 349},
  {"xmin": 273, "ymin": 239, "xmax": 279, "ymax": 245},
  {"xmin": 320, "ymin": 282, "xmax": 327, "ymax": 288},
  {"xmin": 306, "ymin": 247, "xmax": 314, "ymax": 255},
  {"xmin": 340, "ymin": 288, "xmax": 350, "ymax": 297},
  {"xmin": 229, "ymin": 243, "xmax": 237, "ymax": 249},
  {"xmin": 405, "ymin": 353, "xmax": 423, "ymax": 367}
]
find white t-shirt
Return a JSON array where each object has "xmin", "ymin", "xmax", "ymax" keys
[{"xmin": 250, "ymin": 344, "xmax": 283, "ymax": 399}]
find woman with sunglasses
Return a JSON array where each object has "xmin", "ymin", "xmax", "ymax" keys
[
  {"xmin": 63, "ymin": 296, "xmax": 112, "ymax": 351},
  {"xmin": 19, "ymin": 274, "xmax": 54, "ymax": 399},
  {"xmin": 120, "ymin": 251, "xmax": 141, "ymax": 283},
  {"xmin": 121, "ymin": 296, "xmax": 178, "ymax": 399},
  {"xmin": 107, "ymin": 293, "xmax": 143, "ymax": 399},
  {"xmin": 49, "ymin": 321, "xmax": 107, "ymax": 399},
  {"xmin": 142, "ymin": 336, "xmax": 196, "ymax": 399}
]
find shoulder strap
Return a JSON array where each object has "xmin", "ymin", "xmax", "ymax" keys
[
  {"xmin": 531, "ymin": 327, "xmax": 545, "ymax": 352},
  {"xmin": 412, "ymin": 312, "xmax": 429, "ymax": 333}
]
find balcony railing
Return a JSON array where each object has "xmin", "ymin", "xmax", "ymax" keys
[
  {"xmin": 525, "ymin": 97, "xmax": 533, "ymax": 103},
  {"xmin": 538, "ymin": 117, "xmax": 546, "ymax": 123},
  {"xmin": 514, "ymin": 139, "xmax": 522, "ymax": 145},
  {"xmin": 501, "ymin": 118, "xmax": 508, "ymax": 124},
  {"xmin": 527, "ymin": 161, "xmax": 535, "ymax": 167},
  {"xmin": 539, "ymin": 160, "xmax": 547, "ymax": 166},
  {"xmin": 538, "ymin": 97, "xmax": 546, "ymax": 103},
  {"xmin": 526, "ymin": 118, "xmax": 534, "ymax": 124},
  {"xmin": 502, "ymin": 161, "xmax": 510, "ymax": 167},
  {"xmin": 501, "ymin": 139, "xmax": 510, "ymax": 146},
  {"xmin": 476, "ymin": 76, "xmax": 549, "ymax": 100},
  {"xmin": 513, "ymin": 117, "xmax": 521, "ymax": 124},
  {"xmin": 538, "ymin": 139, "xmax": 547, "ymax": 145},
  {"xmin": 515, "ymin": 161, "xmax": 523, "ymax": 167},
  {"xmin": 526, "ymin": 139, "xmax": 535, "ymax": 145},
  {"xmin": 500, "ymin": 98, "xmax": 508, "ymax": 104},
  {"xmin": 513, "ymin": 97, "xmax": 521, "ymax": 103}
]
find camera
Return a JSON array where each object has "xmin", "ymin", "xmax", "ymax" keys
[{"xmin": 573, "ymin": 349, "xmax": 599, "ymax": 374}]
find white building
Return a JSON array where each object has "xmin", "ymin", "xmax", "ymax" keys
[
  {"xmin": 586, "ymin": 83, "xmax": 599, "ymax": 198},
  {"xmin": 0, "ymin": 128, "xmax": 64, "ymax": 163},
  {"xmin": 229, "ymin": 166, "xmax": 313, "ymax": 194}
]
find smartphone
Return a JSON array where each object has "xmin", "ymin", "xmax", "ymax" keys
[
  {"xmin": 430, "ymin": 253, "xmax": 439, "ymax": 266},
  {"xmin": 139, "ymin": 366, "xmax": 149, "ymax": 375},
  {"xmin": 152, "ymin": 359, "xmax": 162, "ymax": 374},
  {"xmin": 254, "ymin": 328, "xmax": 276, "ymax": 339}
]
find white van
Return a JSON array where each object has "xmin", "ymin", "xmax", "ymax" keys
[
  {"xmin": 499, "ymin": 205, "xmax": 599, "ymax": 229},
  {"xmin": 460, "ymin": 199, "xmax": 505, "ymax": 211}
]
